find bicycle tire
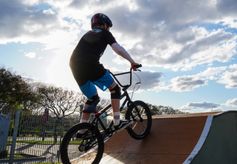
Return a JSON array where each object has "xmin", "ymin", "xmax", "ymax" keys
[
  {"xmin": 125, "ymin": 100, "xmax": 152, "ymax": 140},
  {"xmin": 60, "ymin": 123, "xmax": 104, "ymax": 164}
]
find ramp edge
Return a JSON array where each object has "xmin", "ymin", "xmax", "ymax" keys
[{"xmin": 183, "ymin": 116, "xmax": 213, "ymax": 164}]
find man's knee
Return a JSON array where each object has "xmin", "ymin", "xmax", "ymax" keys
[
  {"xmin": 109, "ymin": 85, "xmax": 121, "ymax": 99},
  {"xmin": 83, "ymin": 95, "xmax": 100, "ymax": 113}
]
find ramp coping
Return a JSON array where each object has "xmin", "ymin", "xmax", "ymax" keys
[{"xmin": 183, "ymin": 115, "xmax": 213, "ymax": 164}]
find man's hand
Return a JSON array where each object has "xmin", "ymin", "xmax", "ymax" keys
[{"xmin": 131, "ymin": 63, "xmax": 142, "ymax": 71}]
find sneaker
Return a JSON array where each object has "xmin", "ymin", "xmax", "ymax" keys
[{"xmin": 114, "ymin": 119, "xmax": 131, "ymax": 130}]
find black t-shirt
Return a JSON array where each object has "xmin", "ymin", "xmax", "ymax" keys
[{"xmin": 70, "ymin": 28, "xmax": 116, "ymax": 84}]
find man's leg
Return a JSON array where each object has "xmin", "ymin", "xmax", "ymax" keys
[
  {"xmin": 80, "ymin": 94, "xmax": 100, "ymax": 122},
  {"xmin": 80, "ymin": 111, "xmax": 90, "ymax": 123},
  {"xmin": 79, "ymin": 81, "xmax": 99, "ymax": 123},
  {"xmin": 111, "ymin": 99, "xmax": 120, "ymax": 125},
  {"xmin": 77, "ymin": 94, "xmax": 100, "ymax": 137},
  {"xmin": 109, "ymin": 83, "xmax": 131, "ymax": 130},
  {"xmin": 94, "ymin": 70, "xmax": 129, "ymax": 129},
  {"xmin": 109, "ymin": 83, "xmax": 121, "ymax": 126}
]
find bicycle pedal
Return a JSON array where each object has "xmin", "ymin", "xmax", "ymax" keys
[{"xmin": 113, "ymin": 121, "xmax": 130, "ymax": 132}]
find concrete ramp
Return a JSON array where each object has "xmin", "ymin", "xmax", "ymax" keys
[
  {"xmin": 101, "ymin": 114, "xmax": 208, "ymax": 164},
  {"xmin": 185, "ymin": 111, "xmax": 237, "ymax": 164}
]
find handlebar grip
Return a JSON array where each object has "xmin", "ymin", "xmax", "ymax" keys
[{"xmin": 135, "ymin": 64, "xmax": 142, "ymax": 68}]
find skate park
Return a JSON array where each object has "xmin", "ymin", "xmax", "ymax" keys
[{"xmin": 99, "ymin": 111, "xmax": 237, "ymax": 164}]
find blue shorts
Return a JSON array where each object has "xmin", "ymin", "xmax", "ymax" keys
[{"xmin": 79, "ymin": 70, "xmax": 114, "ymax": 99}]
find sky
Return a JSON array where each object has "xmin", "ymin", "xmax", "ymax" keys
[{"xmin": 0, "ymin": 0, "xmax": 237, "ymax": 113}]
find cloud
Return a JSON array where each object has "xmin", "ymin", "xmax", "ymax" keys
[
  {"xmin": 180, "ymin": 98, "xmax": 237, "ymax": 112},
  {"xmin": 197, "ymin": 66, "xmax": 226, "ymax": 80},
  {"xmin": 137, "ymin": 71, "xmax": 162, "ymax": 90},
  {"xmin": 66, "ymin": 0, "xmax": 237, "ymax": 92},
  {"xmin": 217, "ymin": 0, "xmax": 237, "ymax": 15},
  {"xmin": 181, "ymin": 101, "xmax": 220, "ymax": 111},
  {"xmin": 160, "ymin": 65, "xmax": 236, "ymax": 92},
  {"xmin": 24, "ymin": 52, "xmax": 36, "ymax": 59},
  {"xmin": 105, "ymin": 65, "xmax": 229, "ymax": 93},
  {"xmin": 130, "ymin": 26, "xmax": 236, "ymax": 71},
  {"xmin": 95, "ymin": 0, "xmax": 237, "ymax": 71},
  {"xmin": 0, "ymin": 0, "xmax": 58, "ymax": 40},
  {"xmin": 1, "ymin": 0, "xmax": 237, "ymax": 94},
  {"xmin": 164, "ymin": 66, "xmax": 226, "ymax": 92},
  {"xmin": 70, "ymin": 0, "xmax": 113, "ymax": 8},
  {"xmin": 108, "ymin": 0, "xmax": 217, "ymax": 34},
  {"xmin": 169, "ymin": 76, "xmax": 206, "ymax": 92},
  {"xmin": 1, "ymin": 0, "xmax": 236, "ymax": 71},
  {"xmin": 218, "ymin": 64, "xmax": 237, "ymax": 88},
  {"xmin": 188, "ymin": 102, "xmax": 220, "ymax": 109},
  {"xmin": 226, "ymin": 98, "xmax": 237, "ymax": 107},
  {"xmin": 111, "ymin": 65, "xmax": 231, "ymax": 93},
  {"xmin": 111, "ymin": 70, "xmax": 162, "ymax": 90}
]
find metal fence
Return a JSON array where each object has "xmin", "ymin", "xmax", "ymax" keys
[{"xmin": 0, "ymin": 111, "xmax": 80, "ymax": 164}]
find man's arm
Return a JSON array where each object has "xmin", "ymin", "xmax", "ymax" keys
[{"xmin": 111, "ymin": 42, "xmax": 136, "ymax": 64}]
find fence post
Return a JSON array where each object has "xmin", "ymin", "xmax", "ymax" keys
[
  {"xmin": 0, "ymin": 113, "xmax": 10, "ymax": 158},
  {"xmin": 9, "ymin": 110, "xmax": 21, "ymax": 164}
]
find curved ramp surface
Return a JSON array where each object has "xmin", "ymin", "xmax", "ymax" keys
[
  {"xmin": 186, "ymin": 111, "xmax": 237, "ymax": 164},
  {"xmin": 101, "ymin": 114, "xmax": 208, "ymax": 164}
]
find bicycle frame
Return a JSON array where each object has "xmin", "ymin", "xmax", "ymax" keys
[{"xmin": 89, "ymin": 68, "xmax": 139, "ymax": 137}]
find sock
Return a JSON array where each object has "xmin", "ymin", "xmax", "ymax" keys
[
  {"xmin": 78, "ymin": 113, "xmax": 88, "ymax": 134},
  {"xmin": 80, "ymin": 119, "xmax": 87, "ymax": 123},
  {"xmin": 113, "ymin": 112, "xmax": 120, "ymax": 126},
  {"xmin": 80, "ymin": 113, "xmax": 88, "ymax": 123}
]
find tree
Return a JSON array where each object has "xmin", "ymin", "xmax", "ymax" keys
[
  {"xmin": 0, "ymin": 68, "xmax": 38, "ymax": 114},
  {"xmin": 148, "ymin": 103, "xmax": 184, "ymax": 115},
  {"xmin": 37, "ymin": 85, "xmax": 83, "ymax": 119},
  {"xmin": 37, "ymin": 84, "xmax": 84, "ymax": 142}
]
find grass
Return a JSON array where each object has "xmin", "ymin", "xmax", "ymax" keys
[
  {"xmin": 35, "ymin": 162, "xmax": 61, "ymax": 164},
  {"xmin": 7, "ymin": 139, "xmax": 81, "ymax": 145},
  {"xmin": 16, "ymin": 140, "xmax": 60, "ymax": 145},
  {"xmin": 1, "ymin": 153, "xmax": 28, "ymax": 159}
]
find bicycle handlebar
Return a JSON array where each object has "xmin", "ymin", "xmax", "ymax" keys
[{"xmin": 110, "ymin": 64, "xmax": 142, "ymax": 89}]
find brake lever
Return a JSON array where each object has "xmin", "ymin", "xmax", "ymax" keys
[{"xmin": 136, "ymin": 68, "xmax": 141, "ymax": 72}]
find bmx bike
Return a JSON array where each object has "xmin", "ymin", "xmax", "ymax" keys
[{"xmin": 60, "ymin": 65, "xmax": 152, "ymax": 164}]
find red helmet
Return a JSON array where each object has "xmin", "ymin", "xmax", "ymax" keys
[{"xmin": 91, "ymin": 13, "xmax": 113, "ymax": 29}]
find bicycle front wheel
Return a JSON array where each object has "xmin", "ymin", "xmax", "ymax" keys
[
  {"xmin": 60, "ymin": 123, "xmax": 104, "ymax": 164},
  {"xmin": 125, "ymin": 100, "xmax": 152, "ymax": 140}
]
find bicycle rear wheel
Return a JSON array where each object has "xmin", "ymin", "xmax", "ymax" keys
[
  {"xmin": 125, "ymin": 100, "xmax": 152, "ymax": 140},
  {"xmin": 60, "ymin": 123, "xmax": 104, "ymax": 164}
]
